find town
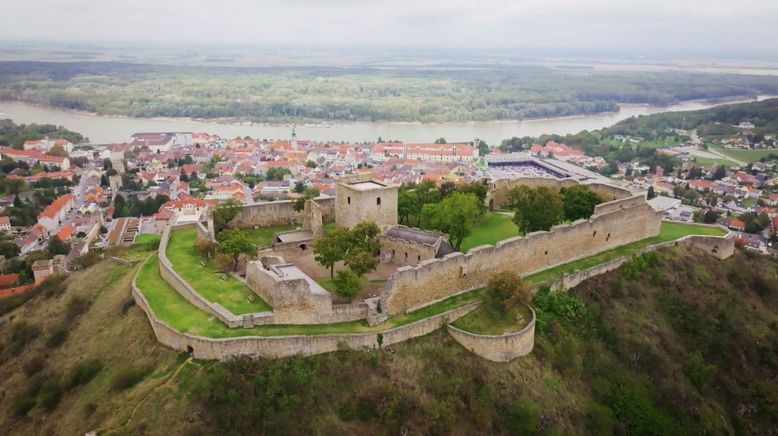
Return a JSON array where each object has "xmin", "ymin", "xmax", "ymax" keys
[{"xmin": 0, "ymin": 119, "xmax": 775, "ymax": 300}]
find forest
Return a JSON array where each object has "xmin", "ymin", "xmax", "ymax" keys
[{"xmin": 3, "ymin": 61, "xmax": 778, "ymax": 123}]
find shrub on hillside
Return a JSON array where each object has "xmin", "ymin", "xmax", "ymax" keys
[
  {"xmin": 112, "ymin": 366, "xmax": 148, "ymax": 391},
  {"xmin": 683, "ymin": 351, "xmax": 713, "ymax": 388},
  {"xmin": 532, "ymin": 288, "xmax": 592, "ymax": 332},
  {"xmin": 485, "ymin": 271, "xmax": 532, "ymax": 313},
  {"xmin": 37, "ymin": 274, "xmax": 68, "ymax": 298},
  {"xmin": 65, "ymin": 295, "xmax": 90, "ymax": 322},
  {"xmin": 39, "ymin": 378, "xmax": 63, "ymax": 411},
  {"xmin": 12, "ymin": 396, "xmax": 36, "ymax": 416},
  {"xmin": 67, "ymin": 359, "xmax": 103, "ymax": 389},
  {"xmin": 7, "ymin": 321, "xmax": 40, "ymax": 354},
  {"xmin": 73, "ymin": 250, "xmax": 102, "ymax": 270},
  {"xmin": 23, "ymin": 354, "xmax": 46, "ymax": 376},
  {"xmin": 47, "ymin": 325, "xmax": 69, "ymax": 348}
]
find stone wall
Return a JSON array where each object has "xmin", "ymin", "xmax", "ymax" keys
[
  {"xmin": 486, "ymin": 178, "xmax": 633, "ymax": 210},
  {"xmin": 680, "ymin": 234, "xmax": 735, "ymax": 260},
  {"xmin": 379, "ymin": 235, "xmax": 437, "ymax": 267},
  {"xmin": 379, "ymin": 199, "xmax": 663, "ymax": 315},
  {"xmin": 245, "ymin": 260, "xmax": 333, "ymax": 323},
  {"xmin": 487, "ymin": 178, "xmax": 578, "ymax": 209},
  {"xmin": 302, "ymin": 199, "xmax": 324, "ymax": 238},
  {"xmin": 133, "ymin": 276, "xmax": 479, "ymax": 360},
  {"xmin": 447, "ymin": 306, "xmax": 536, "ymax": 362},
  {"xmin": 547, "ymin": 231, "xmax": 733, "ymax": 292},
  {"xmin": 158, "ymin": 224, "xmax": 245, "ymax": 328},
  {"xmin": 231, "ymin": 197, "xmax": 335, "ymax": 228}
]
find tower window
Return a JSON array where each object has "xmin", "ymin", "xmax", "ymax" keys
[
  {"xmin": 377, "ymin": 197, "xmax": 381, "ymax": 206},
  {"xmin": 347, "ymin": 196, "xmax": 351, "ymax": 205}
]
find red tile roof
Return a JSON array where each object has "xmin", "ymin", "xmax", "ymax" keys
[
  {"xmin": 0, "ymin": 273, "xmax": 20, "ymax": 288},
  {"xmin": 39, "ymin": 194, "xmax": 73, "ymax": 219}
]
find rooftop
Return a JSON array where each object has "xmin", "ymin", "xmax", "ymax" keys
[{"xmin": 347, "ymin": 181, "xmax": 386, "ymax": 191}]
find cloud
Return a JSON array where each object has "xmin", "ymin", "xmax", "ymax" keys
[{"xmin": 1, "ymin": 0, "xmax": 777, "ymax": 55}]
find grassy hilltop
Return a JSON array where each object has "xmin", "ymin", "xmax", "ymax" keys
[{"xmin": 0, "ymin": 244, "xmax": 777, "ymax": 435}]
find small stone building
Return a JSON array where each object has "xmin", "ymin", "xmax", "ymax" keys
[
  {"xmin": 379, "ymin": 225, "xmax": 455, "ymax": 267},
  {"xmin": 335, "ymin": 176, "xmax": 398, "ymax": 229}
]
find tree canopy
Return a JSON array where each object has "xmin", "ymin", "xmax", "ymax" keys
[
  {"xmin": 217, "ymin": 229, "xmax": 257, "ymax": 271},
  {"xmin": 421, "ymin": 192, "xmax": 482, "ymax": 251},
  {"xmin": 508, "ymin": 186, "xmax": 564, "ymax": 234}
]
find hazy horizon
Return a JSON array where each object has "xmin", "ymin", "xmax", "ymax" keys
[{"xmin": 2, "ymin": 0, "xmax": 778, "ymax": 59}]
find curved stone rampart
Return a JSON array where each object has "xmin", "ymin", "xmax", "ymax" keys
[{"xmin": 447, "ymin": 306, "xmax": 536, "ymax": 362}]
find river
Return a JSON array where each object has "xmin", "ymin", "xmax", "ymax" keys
[{"xmin": 0, "ymin": 97, "xmax": 773, "ymax": 145}]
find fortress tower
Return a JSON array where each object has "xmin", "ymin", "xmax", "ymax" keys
[{"xmin": 335, "ymin": 175, "xmax": 398, "ymax": 229}]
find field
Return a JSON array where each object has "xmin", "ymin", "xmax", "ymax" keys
[
  {"xmin": 691, "ymin": 156, "xmax": 738, "ymax": 167},
  {"xmin": 165, "ymin": 228, "xmax": 270, "ymax": 314},
  {"xmin": 711, "ymin": 146, "xmax": 778, "ymax": 163},
  {"xmin": 459, "ymin": 212, "xmax": 518, "ymax": 252},
  {"xmin": 133, "ymin": 234, "xmax": 161, "ymax": 245}
]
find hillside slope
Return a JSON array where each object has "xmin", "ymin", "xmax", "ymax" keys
[{"xmin": 1, "ymin": 246, "xmax": 776, "ymax": 435}]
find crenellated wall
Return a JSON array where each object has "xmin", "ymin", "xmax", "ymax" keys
[
  {"xmin": 379, "ymin": 199, "xmax": 663, "ymax": 315},
  {"xmin": 231, "ymin": 197, "xmax": 335, "ymax": 228}
]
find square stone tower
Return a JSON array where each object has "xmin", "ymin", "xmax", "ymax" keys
[{"xmin": 335, "ymin": 176, "xmax": 398, "ymax": 229}]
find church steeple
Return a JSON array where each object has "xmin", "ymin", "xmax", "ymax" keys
[{"xmin": 291, "ymin": 125, "xmax": 298, "ymax": 150}]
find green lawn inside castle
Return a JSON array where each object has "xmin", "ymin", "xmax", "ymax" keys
[{"xmin": 134, "ymin": 174, "xmax": 732, "ymax": 361}]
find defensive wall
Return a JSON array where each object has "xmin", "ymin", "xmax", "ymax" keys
[
  {"xmin": 158, "ymin": 222, "xmax": 262, "ymax": 328},
  {"xmin": 230, "ymin": 196, "xmax": 335, "ymax": 228},
  {"xmin": 486, "ymin": 177, "xmax": 633, "ymax": 210},
  {"xmin": 547, "ymin": 229, "xmax": 733, "ymax": 292},
  {"xmin": 132, "ymin": 275, "xmax": 479, "ymax": 360},
  {"xmin": 379, "ymin": 190, "xmax": 663, "ymax": 315},
  {"xmin": 447, "ymin": 306, "xmax": 536, "ymax": 362}
]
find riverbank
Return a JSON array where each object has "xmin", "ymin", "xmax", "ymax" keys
[{"xmin": 0, "ymin": 95, "xmax": 773, "ymax": 144}]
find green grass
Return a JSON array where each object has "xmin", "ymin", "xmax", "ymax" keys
[
  {"xmin": 242, "ymin": 224, "xmax": 298, "ymax": 247},
  {"xmin": 451, "ymin": 302, "xmax": 532, "ymax": 335},
  {"xmin": 460, "ymin": 212, "xmax": 519, "ymax": 252},
  {"xmin": 692, "ymin": 156, "xmax": 737, "ymax": 167},
  {"xmin": 525, "ymin": 221, "xmax": 726, "ymax": 284},
  {"xmin": 741, "ymin": 197, "xmax": 758, "ymax": 207},
  {"xmin": 136, "ymin": 255, "xmax": 482, "ymax": 338},
  {"xmin": 711, "ymin": 146, "xmax": 778, "ymax": 163},
  {"xmin": 133, "ymin": 234, "xmax": 161, "ymax": 245},
  {"xmin": 166, "ymin": 228, "xmax": 270, "ymax": 314}
]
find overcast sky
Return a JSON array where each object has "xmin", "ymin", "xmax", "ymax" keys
[{"xmin": 3, "ymin": 0, "xmax": 778, "ymax": 56}]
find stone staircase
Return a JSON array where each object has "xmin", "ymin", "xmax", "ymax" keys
[{"xmin": 241, "ymin": 314, "xmax": 254, "ymax": 328}]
